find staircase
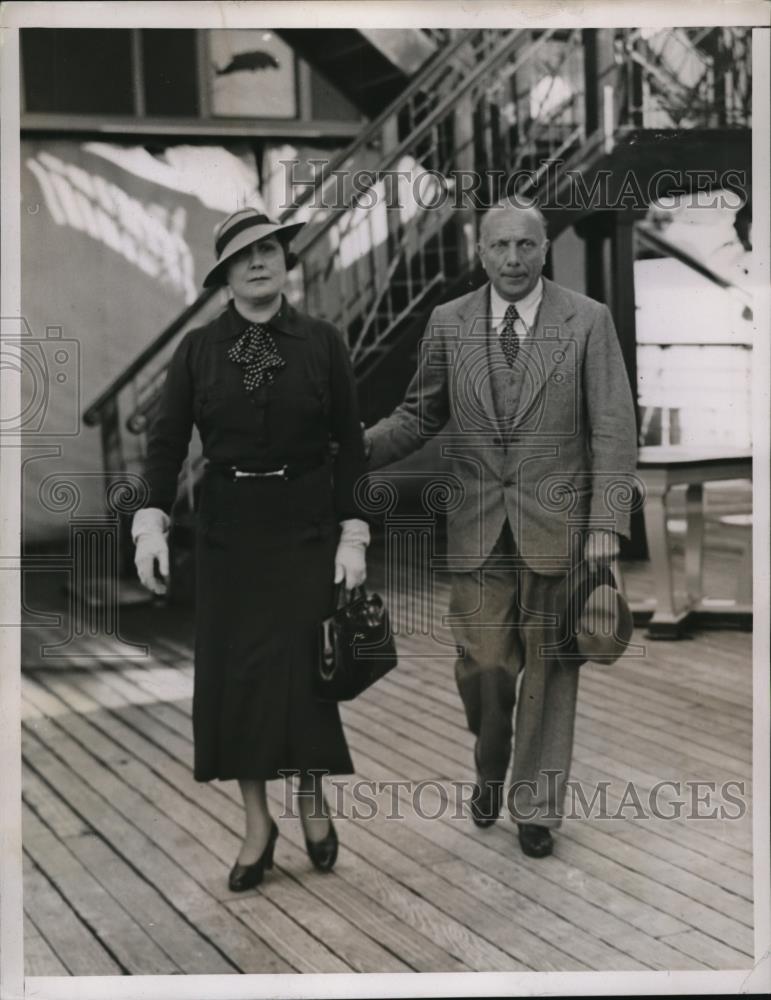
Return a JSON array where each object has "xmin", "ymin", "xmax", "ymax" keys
[
  {"xmin": 275, "ymin": 28, "xmax": 446, "ymax": 116},
  {"xmin": 82, "ymin": 26, "xmax": 752, "ymax": 594}
]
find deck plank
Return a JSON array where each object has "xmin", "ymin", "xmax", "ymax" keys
[
  {"xmin": 225, "ymin": 895, "xmax": 351, "ymax": 974},
  {"xmin": 23, "ymin": 805, "xmax": 180, "ymax": 974},
  {"xmin": 21, "ymin": 763, "xmax": 237, "ymax": 974},
  {"xmin": 369, "ymin": 656, "xmax": 752, "ymax": 852},
  {"xmin": 143, "ymin": 700, "xmax": 701, "ymax": 949},
  {"xmin": 58, "ymin": 692, "xmax": 470, "ymax": 972},
  {"xmin": 331, "ymin": 705, "xmax": 753, "ymax": 946},
  {"xmin": 26, "ymin": 675, "xmax": 480, "ymax": 973},
  {"xmin": 51, "ymin": 678, "xmax": 605, "ymax": 973},
  {"xmin": 659, "ymin": 929, "xmax": 755, "ymax": 970},
  {"xmin": 342, "ymin": 744, "xmax": 712, "ymax": 963},
  {"xmin": 344, "ymin": 672, "xmax": 753, "ymax": 868},
  {"xmin": 21, "ymin": 548, "xmax": 754, "ymax": 976},
  {"xmin": 22, "ymin": 857, "xmax": 123, "ymax": 976},
  {"xmin": 23, "ymin": 915, "xmax": 69, "ymax": 978},
  {"xmin": 24, "ymin": 701, "xmax": 411, "ymax": 974},
  {"xmin": 22, "ymin": 725, "xmax": 292, "ymax": 974},
  {"xmin": 77, "ymin": 694, "xmax": 536, "ymax": 971},
  {"xmin": 344, "ymin": 688, "xmax": 751, "ymax": 884},
  {"xmin": 392, "ymin": 635, "xmax": 752, "ymax": 773}
]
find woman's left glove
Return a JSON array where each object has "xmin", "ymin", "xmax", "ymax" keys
[{"xmin": 334, "ymin": 518, "xmax": 370, "ymax": 590}]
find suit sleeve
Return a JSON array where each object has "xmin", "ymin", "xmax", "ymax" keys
[
  {"xmin": 143, "ymin": 333, "xmax": 195, "ymax": 514},
  {"xmin": 368, "ymin": 307, "xmax": 452, "ymax": 469},
  {"xmin": 583, "ymin": 305, "xmax": 639, "ymax": 539},
  {"xmin": 328, "ymin": 326, "xmax": 369, "ymax": 521}
]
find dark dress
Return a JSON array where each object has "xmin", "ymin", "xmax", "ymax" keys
[{"xmin": 143, "ymin": 297, "xmax": 366, "ymax": 782}]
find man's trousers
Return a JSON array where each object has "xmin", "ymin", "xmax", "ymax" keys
[{"xmin": 449, "ymin": 521, "xmax": 579, "ymax": 828}]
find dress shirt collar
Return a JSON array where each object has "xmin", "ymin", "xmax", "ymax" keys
[
  {"xmin": 215, "ymin": 296, "xmax": 307, "ymax": 340},
  {"xmin": 489, "ymin": 278, "xmax": 543, "ymax": 333}
]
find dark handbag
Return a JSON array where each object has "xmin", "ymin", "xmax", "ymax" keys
[{"xmin": 314, "ymin": 585, "xmax": 398, "ymax": 701}]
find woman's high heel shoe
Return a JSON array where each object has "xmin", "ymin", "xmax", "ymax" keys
[
  {"xmin": 304, "ymin": 816, "xmax": 338, "ymax": 873},
  {"xmin": 228, "ymin": 820, "xmax": 278, "ymax": 892}
]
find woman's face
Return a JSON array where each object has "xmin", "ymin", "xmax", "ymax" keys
[{"xmin": 225, "ymin": 235, "xmax": 287, "ymax": 306}]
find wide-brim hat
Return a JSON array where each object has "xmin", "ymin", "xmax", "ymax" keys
[
  {"xmin": 203, "ymin": 208, "xmax": 304, "ymax": 288},
  {"xmin": 553, "ymin": 559, "xmax": 634, "ymax": 668}
]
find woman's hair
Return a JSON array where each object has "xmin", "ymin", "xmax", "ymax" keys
[{"xmin": 279, "ymin": 238, "xmax": 299, "ymax": 271}]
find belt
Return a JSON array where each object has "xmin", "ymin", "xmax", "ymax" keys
[{"xmin": 208, "ymin": 458, "xmax": 326, "ymax": 482}]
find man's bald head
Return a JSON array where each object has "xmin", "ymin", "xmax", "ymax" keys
[{"xmin": 479, "ymin": 202, "xmax": 548, "ymax": 244}]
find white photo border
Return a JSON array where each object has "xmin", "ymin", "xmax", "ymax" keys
[{"xmin": 1, "ymin": 3, "xmax": 769, "ymax": 998}]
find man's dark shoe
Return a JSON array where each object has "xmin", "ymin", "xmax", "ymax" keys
[
  {"xmin": 517, "ymin": 823, "xmax": 554, "ymax": 857},
  {"xmin": 470, "ymin": 780, "xmax": 503, "ymax": 828}
]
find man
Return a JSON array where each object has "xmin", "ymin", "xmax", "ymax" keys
[{"xmin": 365, "ymin": 202, "xmax": 637, "ymax": 857}]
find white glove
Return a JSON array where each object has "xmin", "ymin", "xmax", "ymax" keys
[
  {"xmin": 334, "ymin": 518, "xmax": 369, "ymax": 590},
  {"xmin": 132, "ymin": 508, "xmax": 170, "ymax": 596}
]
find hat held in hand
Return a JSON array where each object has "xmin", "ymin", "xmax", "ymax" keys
[{"xmin": 555, "ymin": 559, "xmax": 634, "ymax": 667}]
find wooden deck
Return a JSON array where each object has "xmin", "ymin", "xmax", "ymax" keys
[{"xmin": 19, "ymin": 542, "xmax": 754, "ymax": 976}]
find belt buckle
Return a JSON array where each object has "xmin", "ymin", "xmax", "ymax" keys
[{"xmin": 232, "ymin": 465, "xmax": 288, "ymax": 480}]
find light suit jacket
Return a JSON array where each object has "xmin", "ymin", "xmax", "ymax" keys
[{"xmin": 367, "ymin": 279, "xmax": 639, "ymax": 574}]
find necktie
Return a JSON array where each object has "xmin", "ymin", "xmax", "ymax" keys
[
  {"xmin": 499, "ymin": 304, "xmax": 521, "ymax": 368},
  {"xmin": 228, "ymin": 323, "xmax": 285, "ymax": 392}
]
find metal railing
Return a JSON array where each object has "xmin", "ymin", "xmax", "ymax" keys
[{"xmin": 620, "ymin": 27, "xmax": 752, "ymax": 128}]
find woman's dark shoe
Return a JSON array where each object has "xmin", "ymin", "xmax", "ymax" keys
[
  {"xmin": 304, "ymin": 816, "xmax": 338, "ymax": 873},
  {"xmin": 228, "ymin": 821, "xmax": 278, "ymax": 892},
  {"xmin": 470, "ymin": 780, "xmax": 503, "ymax": 828}
]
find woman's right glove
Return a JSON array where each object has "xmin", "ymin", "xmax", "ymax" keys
[{"xmin": 132, "ymin": 507, "xmax": 170, "ymax": 595}]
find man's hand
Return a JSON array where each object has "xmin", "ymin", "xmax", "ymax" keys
[{"xmin": 584, "ymin": 529, "xmax": 619, "ymax": 565}]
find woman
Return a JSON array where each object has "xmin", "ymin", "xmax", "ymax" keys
[{"xmin": 131, "ymin": 208, "xmax": 369, "ymax": 891}]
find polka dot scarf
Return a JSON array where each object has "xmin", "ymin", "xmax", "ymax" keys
[{"xmin": 227, "ymin": 322, "xmax": 285, "ymax": 392}]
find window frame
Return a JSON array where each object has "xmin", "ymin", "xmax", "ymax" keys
[{"xmin": 19, "ymin": 27, "xmax": 366, "ymax": 139}]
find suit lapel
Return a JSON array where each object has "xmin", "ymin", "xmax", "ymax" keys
[
  {"xmin": 510, "ymin": 278, "xmax": 576, "ymax": 431},
  {"xmin": 456, "ymin": 284, "xmax": 499, "ymax": 430}
]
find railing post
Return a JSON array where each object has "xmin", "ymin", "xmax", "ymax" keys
[
  {"xmin": 98, "ymin": 396, "xmax": 136, "ymax": 578},
  {"xmin": 453, "ymin": 90, "xmax": 477, "ymax": 264},
  {"xmin": 610, "ymin": 209, "xmax": 647, "ymax": 559},
  {"xmin": 705, "ymin": 28, "xmax": 726, "ymax": 127},
  {"xmin": 609, "ymin": 210, "xmax": 639, "ymax": 405},
  {"xmin": 583, "ymin": 29, "xmax": 618, "ymax": 133}
]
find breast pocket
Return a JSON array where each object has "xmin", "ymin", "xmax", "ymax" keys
[{"xmin": 197, "ymin": 378, "xmax": 265, "ymax": 433}]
